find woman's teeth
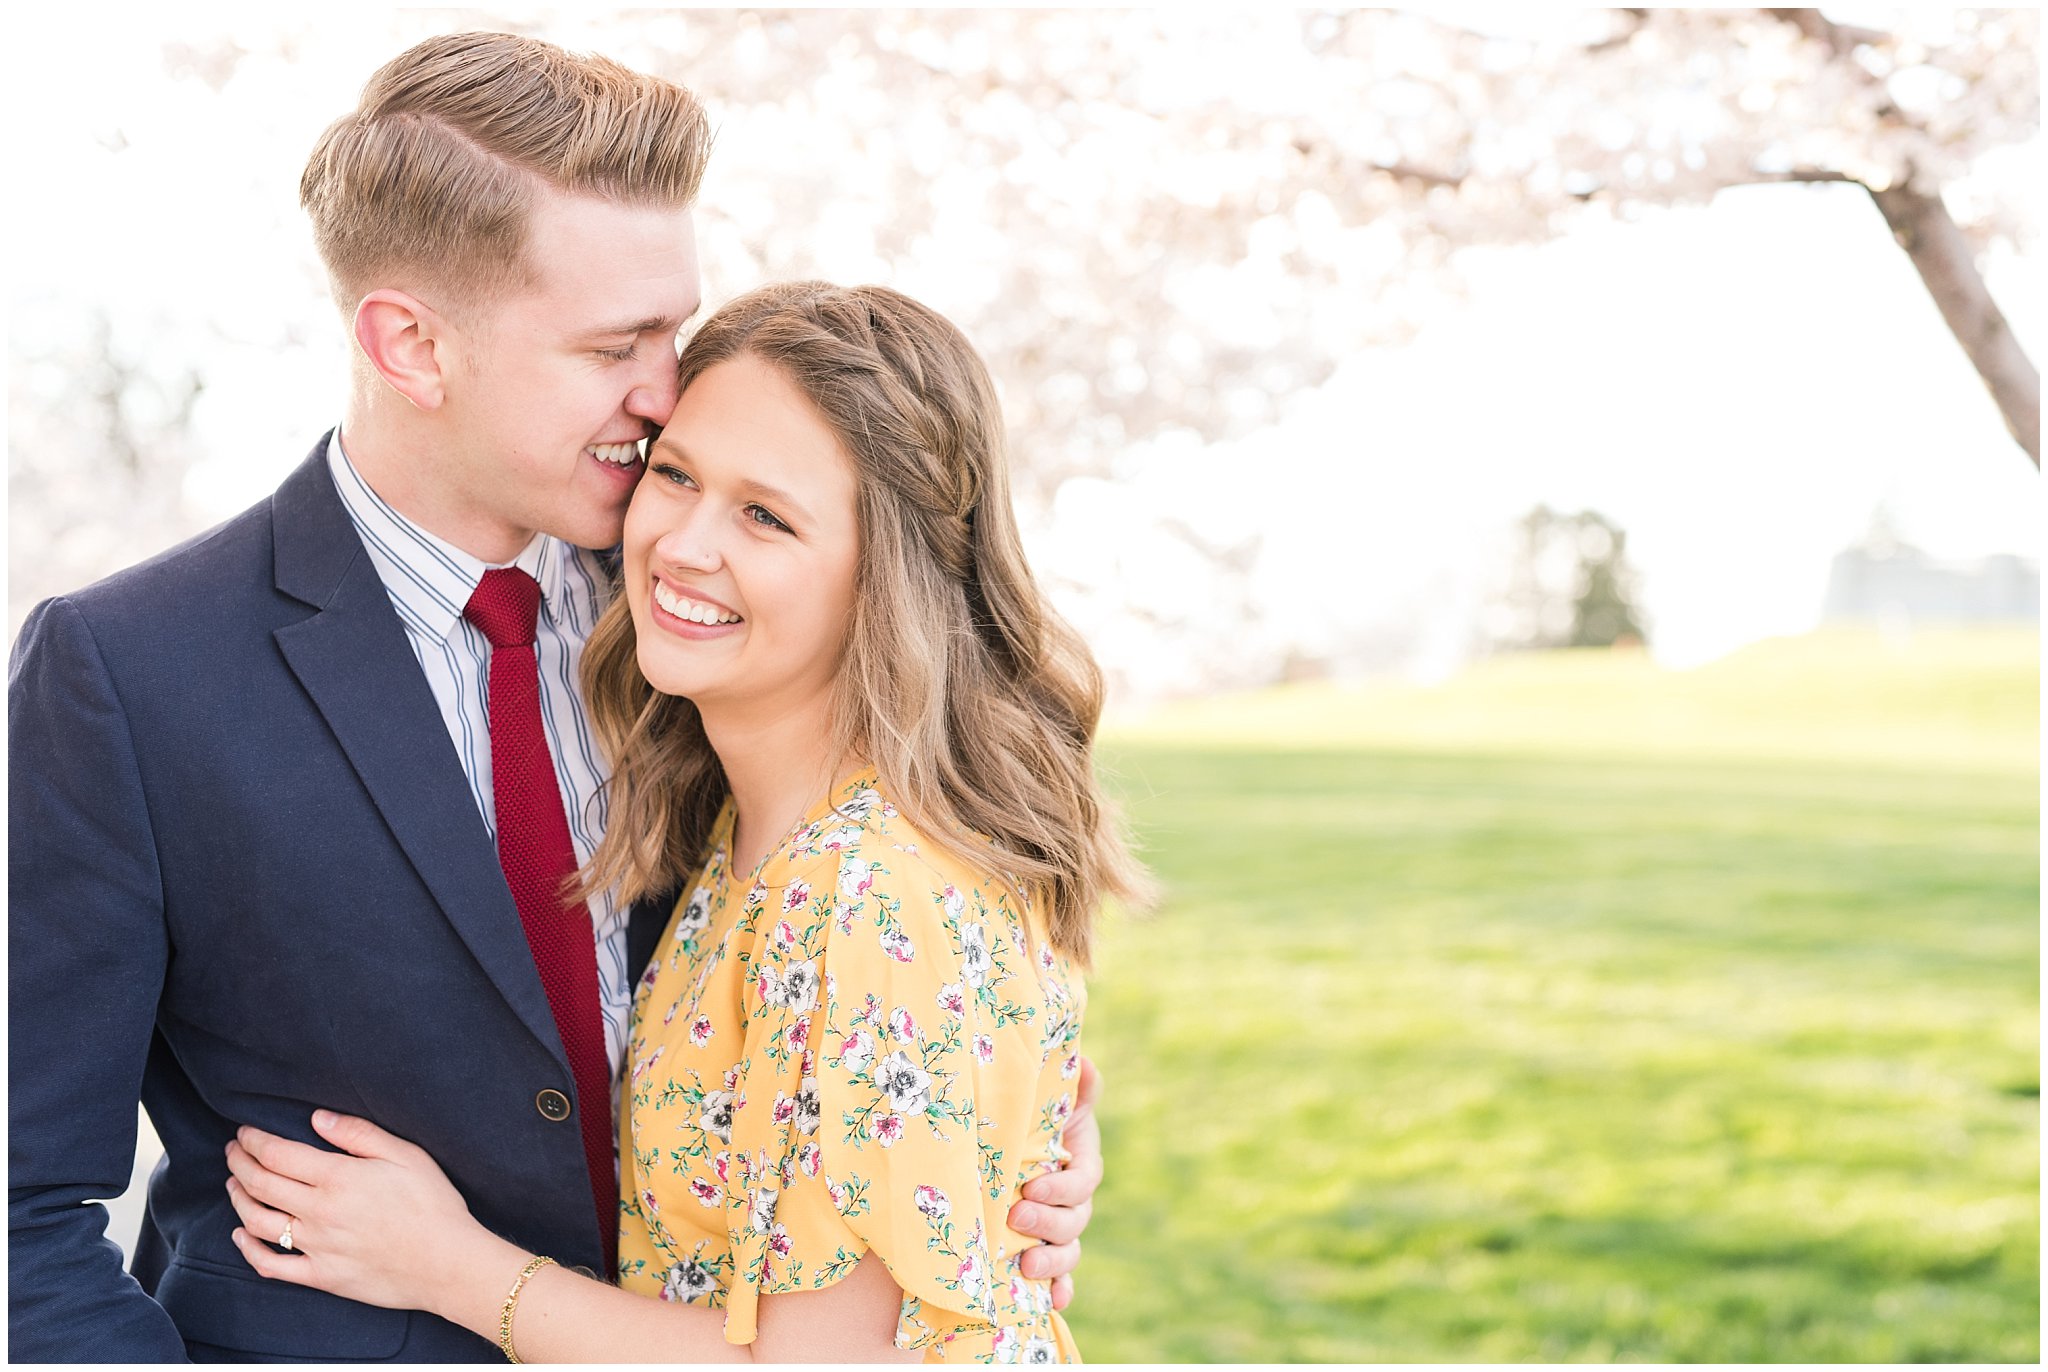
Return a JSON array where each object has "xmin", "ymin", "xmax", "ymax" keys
[
  {"xmin": 654, "ymin": 582, "xmax": 742, "ymax": 625},
  {"xmin": 590, "ymin": 441, "xmax": 642, "ymax": 466}
]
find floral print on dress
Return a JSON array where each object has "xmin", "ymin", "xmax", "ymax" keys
[{"xmin": 615, "ymin": 770, "xmax": 1085, "ymax": 1362}]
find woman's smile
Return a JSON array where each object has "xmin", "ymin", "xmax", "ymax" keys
[{"xmin": 649, "ymin": 577, "xmax": 744, "ymax": 637}]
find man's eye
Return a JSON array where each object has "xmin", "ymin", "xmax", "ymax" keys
[
  {"xmin": 746, "ymin": 505, "xmax": 791, "ymax": 533},
  {"xmin": 597, "ymin": 345, "xmax": 637, "ymax": 362}
]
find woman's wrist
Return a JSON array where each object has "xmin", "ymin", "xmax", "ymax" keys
[{"xmin": 433, "ymin": 1228, "xmax": 539, "ymax": 1338}]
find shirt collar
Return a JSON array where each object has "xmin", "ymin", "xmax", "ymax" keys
[{"xmin": 328, "ymin": 427, "xmax": 570, "ymax": 644}]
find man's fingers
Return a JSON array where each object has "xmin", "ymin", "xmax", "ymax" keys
[
  {"xmin": 225, "ymin": 1140, "xmax": 320, "ymax": 1216},
  {"xmin": 1021, "ymin": 1149, "xmax": 1103, "ymax": 1208},
  {"xmin": 1011, "ymin": 1196, "xmax": 1090, "ymax": 1246},
  {"xmin": 1019, "ymin": 1238, "xmax": 1080, "ymax": 1283},
  {"xmin": 1050, "ymin": 1273, "xmax": 1075, "ymax": 1312},
  {"xmin": 1071, "ymin": 1055, "xmax": 1102, "ymax": 1119},
  {"xmin": 1059, "ymin": 1103, "xmax": 1101, "ymax": 1161},
  {"xmin": 1056, "ymin": 1062, "xmax": 1105, "ymax": 1197}
]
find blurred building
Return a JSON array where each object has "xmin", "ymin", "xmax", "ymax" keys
[{"xmin": 1822, "ymin": 523, "xmax": 2040, "ymax": 626}]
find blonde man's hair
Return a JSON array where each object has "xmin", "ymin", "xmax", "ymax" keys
[
  {"xmin": 300, "ymin": 31, "xmax": 713, "ymax": 312},
  {"xmin": 579, "ymin": 283, "xmax": 1152, "ymax": 967}
]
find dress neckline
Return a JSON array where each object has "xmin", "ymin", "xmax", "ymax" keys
[{"xmin": 716, "ymin": 764, "xmax": 883, "ymax": 891}]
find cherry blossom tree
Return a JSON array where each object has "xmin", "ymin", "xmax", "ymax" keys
[
  {"xmin": 651, "ymin": 6, "xmax": 2038, "ymax": 504},
  {"xmin": 10, "ymin": 8, "xmax": 2037, "ymax": 687}
]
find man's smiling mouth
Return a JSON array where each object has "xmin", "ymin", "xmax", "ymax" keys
[{"xmin": 589, "ymin": 440, "xmax": 645, "ymax": 467}]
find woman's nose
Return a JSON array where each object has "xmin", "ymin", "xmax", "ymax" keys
[{"xmin": 653, "ymin": 511, "xmax": 721, "ymax": 573}]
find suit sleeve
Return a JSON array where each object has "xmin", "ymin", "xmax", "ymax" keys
[{"xmin": 8, "ymin": 596, "xmax": 189, "ymax": 1360}]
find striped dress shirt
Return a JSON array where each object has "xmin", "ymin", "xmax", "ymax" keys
[{"xmin": 326, "ymin": 432, "xmax": 633, "ymax": 1090}]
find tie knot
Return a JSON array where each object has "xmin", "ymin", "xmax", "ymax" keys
[{"xmin": 463, "ymin": 567, "xmax": 542, "ymax": 648}]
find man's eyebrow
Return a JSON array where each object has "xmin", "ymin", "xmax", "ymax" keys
[{"xmin": 575, "ymin": 312, "xmax": 693, "ymax": 340}]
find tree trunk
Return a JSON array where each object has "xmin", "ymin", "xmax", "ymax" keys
[
  {"xmin": 1767, "ymin": 10, "xmax": 2040, "ymax": 468},
  {"xmin": 1867, "ymin": 181, "xmax": 2040, "ymax": 467}
]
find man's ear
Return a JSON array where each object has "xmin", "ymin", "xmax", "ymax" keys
[{"xmin": 353, "ymin": 289, "xmax": 452, "ymax": 411}]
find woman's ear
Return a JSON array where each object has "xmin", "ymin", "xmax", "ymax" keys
[{"xmin": 353, "ymin": 289, "xmax": 451, "ymax": 411}]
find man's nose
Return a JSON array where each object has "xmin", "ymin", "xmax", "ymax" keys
[{"xmin": 628, "ymin": 354, "xmax": 681, "ymax": 428}]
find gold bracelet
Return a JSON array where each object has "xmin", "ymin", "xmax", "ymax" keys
[{"xmin": 499, "ymin": 1254, "xmax": 555, "ymax": 1363}]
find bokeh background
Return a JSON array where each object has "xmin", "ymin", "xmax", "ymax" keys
[{"xmin": 7, "ymin": 7, "xmax": 2038, "ymax": 1361}]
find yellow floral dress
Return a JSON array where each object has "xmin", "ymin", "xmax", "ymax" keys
[{"xmin": 617, "ymin": 770, "xmax": 1086, "ymax": 1363}]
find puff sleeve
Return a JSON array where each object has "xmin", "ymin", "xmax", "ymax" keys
[{"xmin": 718, "ymin": 830, "xmax": 1062, "ymax": 1354}]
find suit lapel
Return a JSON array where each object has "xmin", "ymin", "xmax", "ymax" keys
[
  {"xmin": 627, "ymin": 891, "xmax": 674, "ymax": 982},
  {"xmin": 268, "ymin": 439, "xmax": 567, "ymax": 1068}
]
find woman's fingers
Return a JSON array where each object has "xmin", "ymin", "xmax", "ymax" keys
[
  {"xmin": 225, "ymin": 1175, "xmax": 298, "ymax": 1248},
  {"xmin": 229, "ymin": 1226, "xmax": 318, "ymax": 1286},
  {"xmin": 1050, "ymin": 1273, "xmax": 1075, "ymax": 1312},
  {"xmin": 235, "ymin": 1125, "xmax": 341, "ymax": 1186},
  {"xmin": 310, "ymin": 1109, "xmax": 424, "ymax": 1165},
  {"xmin": 225, "ymin": 1138, "xmax": 321, "ymax": 1217}
]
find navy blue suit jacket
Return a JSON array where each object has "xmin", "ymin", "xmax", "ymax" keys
[{"xmin": 8, "ymin": 436, "xmax": 670, "ymax": 1361}]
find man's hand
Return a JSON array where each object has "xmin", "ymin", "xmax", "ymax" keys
[{"xmin": 1005, "ymin": 1055, "xmax": 1104, "ymax": 1311}]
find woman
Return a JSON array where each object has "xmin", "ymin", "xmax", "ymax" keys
[{"xmin": 222, "ymin": 282, "xmax": 1147, "ymax": 1362}]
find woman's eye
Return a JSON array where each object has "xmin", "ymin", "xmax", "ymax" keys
[
  {"xmin": 746, "ymin": 505, "xmax": 791, "ymax": 533},
  {"xmin": 650, "ymin": 464, "xmax": 695, "ymax": 488}
]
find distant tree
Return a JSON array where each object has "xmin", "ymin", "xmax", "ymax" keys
[
  {"xmin": 1489, "ymin": 506, "xmax": 1650, "ymax": 652},
  {"xmin": 1568, "ymin": 515, "xmax": 1650, "ymax": 649}
]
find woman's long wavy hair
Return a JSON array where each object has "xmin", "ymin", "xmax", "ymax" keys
[{"xmin": 579, "ymin": 282, "xmax": 1148, "ymax": 965}]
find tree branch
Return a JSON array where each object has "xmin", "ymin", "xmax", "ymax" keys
[
  {"xmin": 1764, "ymin": 9, "xmax": 1891, "ymax": 57},
  {"xmin": 1761, "ymin": 8, "xmax": 2037, "ymax": 468},
  {"xmin": 1289, "ymin": 134, "xmax": 1466, "ymax": 191},
  {"xmin": 1372, "ymin": 159, "xmax": 1464, "ymax": 190},
  {"xmin": 1731, "ymin": 168, "xmax": 1860, "ymax": 185},
  {"xmin": 1584, "ymin": 9, "xmax": 1650, "ymax": 55},
  {"xmin": 1866, "ymin": 178, "xmax": 2040, "ymax": 466}
]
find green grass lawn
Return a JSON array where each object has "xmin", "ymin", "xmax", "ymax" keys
[{"xmin": 1066, "ymin": 629, "xmax": 2038, "ymax": 1362}]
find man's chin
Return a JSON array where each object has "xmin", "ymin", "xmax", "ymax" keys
[{"xmin": 548, "ymin": 510, "xmax": 631, "ymax": 552}]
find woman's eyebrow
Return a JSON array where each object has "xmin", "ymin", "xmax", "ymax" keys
[
  {"xmin": 736, "ymin": 479, "xmax": 813, "ymax": 524},
  {"xmin": 645, "ymin": 440, "xmax": 817, "ymax": 525}
]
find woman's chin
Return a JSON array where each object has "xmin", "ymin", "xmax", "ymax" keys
[
  {"xmin": 643, "ymin": 669, "xmax": 710, "ymax": 702},
  {"xmin": 634, "ymin": 650, "xmax": 704, "ymax": 702}
]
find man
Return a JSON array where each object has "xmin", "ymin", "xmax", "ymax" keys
[{"xmin": 9, "ymin": 32, "xmax": 1099, "ymax": 1362}]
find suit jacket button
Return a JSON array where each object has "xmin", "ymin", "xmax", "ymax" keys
[{"xmin": 536, "ymin": 1089, "xmax": 572, "ymax": 1122}]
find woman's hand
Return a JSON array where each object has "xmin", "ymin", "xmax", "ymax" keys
[{"xmin": 225, "ymin": 1110, "xmax": 507, "ymax": 1322}]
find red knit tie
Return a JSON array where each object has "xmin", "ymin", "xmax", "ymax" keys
[{"xmin": 464, "ymin": 568, "xmax": 617, "ymax": 1272}]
